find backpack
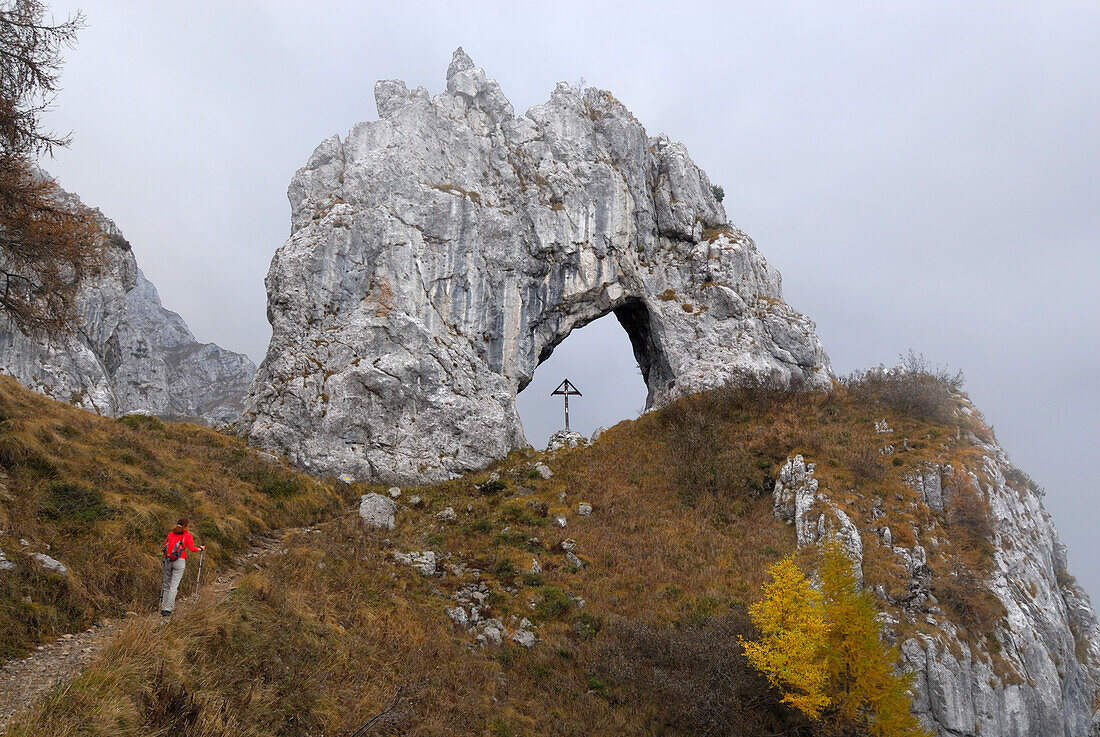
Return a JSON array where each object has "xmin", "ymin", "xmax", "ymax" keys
[{"xmin": 163, "ymin": 534, "xmax": 185, "ymax": 561}]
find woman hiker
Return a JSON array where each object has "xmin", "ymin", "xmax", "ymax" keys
[{"xmin": 160, "ymin": 518, "xmax": 204, "ymax": 616}]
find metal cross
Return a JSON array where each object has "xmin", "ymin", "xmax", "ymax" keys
[{"xmin": 551, "ymin": 379, "xmax": 582, "ymax": 431}]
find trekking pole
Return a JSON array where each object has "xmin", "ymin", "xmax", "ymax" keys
[{"xmin": 193, "ymin": 547, "xmax": 204, "ymax": 603}]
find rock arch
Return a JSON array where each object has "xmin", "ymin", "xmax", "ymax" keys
[{"xmin": 241, "ymin": 49, "xmax": 831, "ymax": 484}]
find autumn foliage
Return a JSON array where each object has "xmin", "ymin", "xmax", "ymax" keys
[
  {"xmin": 741, "ymin": 556, "xmax": 830, "ymax": 718},
  {"xmin": 743, "ymin": 545, "xmax": 930, "ymax": 737},
  {"xmin": 0, "ymin": 0, "xmax": 98, "ymax": 337}
]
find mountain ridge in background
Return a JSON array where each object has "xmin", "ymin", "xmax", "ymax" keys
[{"xmin": 0, "ymin": 176, "xmax": 256, "ymax": 426}]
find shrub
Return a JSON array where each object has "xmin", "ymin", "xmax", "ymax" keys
[
  {"xmin": 235, "ymin": 460, "xmax": 301, "ymax": 498},
  {"xmin": 116, "ymin": 414, "xmax": 165, "ymax": 434},
  {"xmin": 1004, "ymin": 466, "xmax": 1045, "ymax": 498},
  {"xmin": 0, "ymin": 432, "xmax": 32, "ymax": 468},
  {"xmin": 932, "ymin": 473, "xmax": 1004, "ymax": 634},
  {"xmin": 946, "ymin": 476, "xmax": 995, "ymax": 556},
  {"xmin": 710, "ymin": 184, "xmax": 725, "ymax": 202},
  {"xmin": 499, "ymin": 503, "xmax": 544, "ymax": 526},
  {"xmin": 477, "ymin": 479, "xmax": 507, "ymax": 495},
  {"xmin": 140, "ymin": 667, "xmax": 200, "ymax": 731},
  {"xmin": 535, "ymin": 586, "xmax": 572, "ymax": 620},
  {"xmin": 584, "ymin": 672, "xmax": 608, "ymax": 695},
  {"xmin": 596, "ymin": 613, "xmax": 812, "ymax": 737},
  {"xmin": 39, "ymin": 481, "xmax": 111, "ymax": 523},
  {"xmin": 843, "ymin": 351, "xmax": 964, "ymax": 424},
  {"xmin": 660, "ymin": 372, "xmax": 803, "ymax": 502},
  {"xmin": 716, "ymin": 370, "xmax": 810, "ymax": 415},
  {"xmin": 196, "ymin": 519, "xmax": 231, "ymax": 548},
  {"xmin": 255, "ymin": 471, "xmax": 300, "ymax": 498},
  {"xmin": 20, "ymin": 453, "xmax": 59, "ymax": 478},
  {"xmin": 575, "ymin": 612, "xmax": 602, "ymax": 641},
  {"xmin": 849, "ymin": 446, "xmax": 886, "ymax": 483},
  {"xmin": 463, "ymin": 518, "xmax": 493, "ymax": 535},
  {"xmin": 662, "ymin": 402, "xmax": 718, "ymax": 500},
  {"xmin": 493, "ymin": 558, "xmax": 518, "ymax": 580},
  {"xmin": 934, "ymin": 571, "xmax": 1006, "ymax": 636}
]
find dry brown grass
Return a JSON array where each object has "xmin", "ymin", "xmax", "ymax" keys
[
  {"xmin": 0, "ymin": 376, "xmax": 355, "ymax": 663},
  {"xmin": 9, "ymin": 519, "xmax": 641, "ymax": 737},
  {"xmin": 4, "ymin": 366, "xmax": 1013, "ymax": 735}
]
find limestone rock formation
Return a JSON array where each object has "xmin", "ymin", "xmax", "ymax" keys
[
  {"xmin": 242, "ymin": 48, "xmax": 831, "ymax": 483},
  {"xmin": 0, "ymin": 179, "xmax": 256, "ymax": 425},
  {"xmin": 773, "ymin": 455, "xmax": 864, "ymax": 581},
  {"xmin": 773, "ymin": 423, "xmax": 1100, "ymax": 737}
]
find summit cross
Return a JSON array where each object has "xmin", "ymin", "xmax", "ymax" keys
[{"xmin": 551, "ymin": 379, "xmax": 582, "ymax": 431}]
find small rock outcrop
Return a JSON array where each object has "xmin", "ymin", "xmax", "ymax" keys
[
  {"xmin": 241, "ymin": 48, "xmax": 831, "ymax": 484},
  {"xmin": 547, "ymin": 429, "xmax": 587, "ymax": 452},
  {"xmin": 773, "ymin": 455, "xmax": 863, "ymax": 580},
  {"xmin": 392, "ymin": 550, "xmax": 436, "ymax": 576},
  {"xmin": 30, "ymin": 553, "xmax": 67, "ymax": 575},
  {"xmin": 448, "ymin": 581, "xmax": 537, "ymax": 648},
  {"xmin": 0, "ymin": 179, "xmax": 256, "ymax": 425}
]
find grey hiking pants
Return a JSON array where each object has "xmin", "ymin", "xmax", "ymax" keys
[{"xmin": 160, "ymin": 558, "xmax": 186, "ymax": 613}]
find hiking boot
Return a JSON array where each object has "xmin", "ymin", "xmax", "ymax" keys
[{"xmin": 160, "ymin": 610, "xmax": 171, "ymax": 617}]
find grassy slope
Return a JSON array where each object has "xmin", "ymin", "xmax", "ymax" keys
[
  {"xmin": 3, "ymin": 374, "xmax": 1014, "ymax": 736},
  {"xmin": 0, "ymin": 375, "xmax": 354, "ymax": 662}
]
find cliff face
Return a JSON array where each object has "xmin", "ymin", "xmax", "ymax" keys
[
  {"xmin": 773, "ymin": 399, "xmax": 1100, "ymax": 737},
  {"xmin": 242, "ymin": 48, "xmax": 831, "ymax": 483},
  {"xmin": 0, "ymin": 181, "xmax": 256, "ymax": 425},
  {"xmin": 898, "ymin": 439, "xmax": 1100, "ymax": 737}
]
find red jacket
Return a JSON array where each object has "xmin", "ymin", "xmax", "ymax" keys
[{"xmin": 163, "ymin": 529, "xmax": 200, "ymax": 560}]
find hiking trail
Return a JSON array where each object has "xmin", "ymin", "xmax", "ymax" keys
[{"xmin": 0, "ymin": 529, "xmax": 296, "ymax": 734}]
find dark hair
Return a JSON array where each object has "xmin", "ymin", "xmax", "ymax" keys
[{"xmin": 176, "ymin": 518, "xmax": 189, "ymax": 528}]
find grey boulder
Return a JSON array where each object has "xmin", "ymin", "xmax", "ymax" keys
[{"xmin": 358, "ymin": 493, "xmax": 395, "ymax": 530}]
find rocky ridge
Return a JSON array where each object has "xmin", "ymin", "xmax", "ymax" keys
[
  {"xmin": 773, "ymin": 417, "xmax": 1100, "ymax": 736},
  {"xmin": 241, "ymin": 48, "xmax": 831, "ymax": 483},
  {"xmin": 0, "ymin": 179, "xmax": 256, "ymax": 425}
]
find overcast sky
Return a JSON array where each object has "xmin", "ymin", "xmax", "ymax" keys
[{"xmin": 40, "ymin": 1, "xmax": 1099, "ymax": 602}]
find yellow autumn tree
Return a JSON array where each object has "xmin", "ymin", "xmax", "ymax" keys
[
  {"xmin": 816, "ymin": 543, "xmax": 929, "ymax": 737},
  {"xmin": 743, "ymin": 545, "xmax": 930, "ymax": 737},
  {"xmin": 740, "ymin": 556, "xmax": 830, "ymax": 718}
]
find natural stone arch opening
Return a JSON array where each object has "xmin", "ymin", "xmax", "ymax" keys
[
  {"xmin": 517, "ymin": 296, "xmax": 670, "ymax": 400},
  {"xmin": 612, "ymin": 298, "xmax": 675, "ymax": 408},
  {"xmin": 515, "ymin": 309, "xmax": 650, "ymax": 449}
]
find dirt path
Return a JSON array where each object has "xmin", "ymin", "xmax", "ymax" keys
[{"xmin": 0, "ymin": 530, "xmax": 293, "ymax": 734}]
